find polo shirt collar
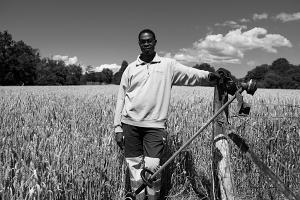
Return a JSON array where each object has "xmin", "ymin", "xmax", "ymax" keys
[{"xmin": 136, "ymin": 53, "xmax": 161, "ymax": 66}]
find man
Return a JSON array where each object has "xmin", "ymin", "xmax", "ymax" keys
[{"xmin": 114, "ymin": 29, "xmax": 220, "ymax": 200}]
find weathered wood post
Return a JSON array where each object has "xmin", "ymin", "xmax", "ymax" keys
[{"xmin": 211, "ymin": 76, "xmax": 235, "ymax": 200}]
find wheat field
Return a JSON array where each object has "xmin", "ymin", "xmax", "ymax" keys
[{"xmin": 0, "ymin": 85, "xmax": 299, "ymax": 200}]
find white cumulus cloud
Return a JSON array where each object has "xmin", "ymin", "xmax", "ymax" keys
[
  {"xmin": 247, "ymin": 61, "xmax": 256, "ymax": 67},
  {"xmin": 275, "ymin": 12, "xmax": 300, "ymax": 22},
  {"xmin": 165, "ymin": 27, "xmax": 292, "ymax": 64},
  {"xmin": 215, "ymin": 20, "xmax": 247, "ymax": 29},
  {"xmin": 94, "ymin": 64, "xmax": 121, "ymax": 73},
  {"xmin": 240, "ymin": 18, "xmax": 250, "ymax": 23},
  {"xmin": 253, "ymin": 13, "xmax": 268, "ymax": 20},
  {"xmin": 52, "ymin": 55, "xmax": 78, "ymax": 65}
]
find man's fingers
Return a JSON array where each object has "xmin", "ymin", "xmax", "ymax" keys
[
  {"xmin": 115, "ymin": 132, "xmax": 125, "ymax": 150},
  {"xmin": 120, "ymin": 136, "xmax": 125, "ymax": 149},
  {"xmin": 117, "ymin": 142, "xmax": 123, "ymax": 150},
  {"xmin": 117, "ymin": 138, "xmax": 124, "ymax": 150}
]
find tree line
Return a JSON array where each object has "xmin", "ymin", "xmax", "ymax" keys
[
  {"xmin": 1, "ymin": 30, "xmax": 300, "ymax": 89},
  {"xmin": 243, "ymin": 58, "xmax": 300, "ymax": 89},
  {"xmin": 0, "ymin": 31, "xmax": 119, "ymax": 86},
  {"xmin": 192, "ymin": 59, "xmax": 300, "ymax": 89}
]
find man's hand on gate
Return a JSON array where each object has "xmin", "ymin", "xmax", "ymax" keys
[{"xmin": 115, "ymin": 132, "xmax": 124, "ymax": 150}]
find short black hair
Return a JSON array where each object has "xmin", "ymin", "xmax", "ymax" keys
[{"xmin": 138, "ymin": 29, "xmax": 156, "ymax": 41}]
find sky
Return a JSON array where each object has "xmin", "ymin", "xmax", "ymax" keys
[{"xmin": 1, "ymin": 0, "xmax": 300, "ymax": 78}]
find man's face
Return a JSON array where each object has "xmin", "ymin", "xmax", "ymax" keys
[{"xmin": 139, "ymin": 32, "xmax": 156, "ymax": 55}]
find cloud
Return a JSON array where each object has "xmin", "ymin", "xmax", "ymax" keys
[
  {"xmin": 160, "ymin": 52, "xmax": 172, "ymax": 58},
  {"xmin": 275, "ymin": 12, "xmax": 300, "ymax": 22},
  {"xmin": 215, "ymin": 20, "xmax": 247, "ymax": 29},
  {"xmin": 247, "ymin": 60, "xmax": 256, "ymax": 67},
  {"xmin": 164, "ymin": 27, "xmax": 292, "ymax": 64},
  {"xmin": 240, "ymin": 18, "xmax": 250, "ymax": 23},
  {"xmin": 52, "ymin": 55, "xmax": 78, "ymax": 65},
  {"xmin": 253, "ymin": 13, "xmax": 268, "ymax": 20},
  {"xmin": 94, "ymin": 64, "xmax": 121, "ymax": 73}
]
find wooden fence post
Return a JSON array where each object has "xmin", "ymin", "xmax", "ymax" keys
[{"xmin": 211, "ymin": 85, "xmax": 235, "ymax": 200}]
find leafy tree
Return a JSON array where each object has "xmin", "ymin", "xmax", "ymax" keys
[
  {"xmin": 244, "ymin": 64, "xmax": 268, "ymax": 82},
  {"xmin": 0, "ymin": 31, "xmax": 40, "ymax": 85},
  {"xmin": 95, "ymin": 71, "xmax": 104, "ymax": 83},
  {"xmin": 66, "ymin": 64, "xmax": 82, "ymax": 85},
  {"xmin": 119, "ymin": 60, "xmax": 128, "ymax": 73},
  {"xmin": 243, "ymin": 58, "xmax": 300, "ymax": 89},
  {"xmin": 85, "ymin": 65, "xmax": 93, "ymax": 73},
  {"xmin": 0, "ymin": 31, "xmax": 14, "ymax": 84},
  {"xmin": 271, "ymin": 57, "xmax": 289, "ymax": 67},
  {"xmin": 80, "ymin": 73, "xmax": 87, "ymax": 84},
  {"xmin": 35, "ymin": 58, "xmax": 67, "ymax": 85},
  {"xmin": 1, "ymin": 30, "xmax": 85, "ymax": 86},
  {"xmin": 80, "ymin": 68, "xmax": 113, "ymax": 84},
  {"xmin": 113, "ymin": 60, "xmax": 128, "ymax": 84},
  {"xmin": 101, "ymin": 68, "xmax": 113, "ymax": 83},
  {"xmin": 264, "ymin": 72, "xmax": 282, "ymax": 88},
  {"xmin": 85, "ymin": 72, "xmax": 96, "ymax": 83},
  {"xmin": 193, "ymin": 63, "xmax": 215, "ymax": 73},
  {"xmin": 270, "ymin": 58, "xmax": 290, "ymax": 75}
]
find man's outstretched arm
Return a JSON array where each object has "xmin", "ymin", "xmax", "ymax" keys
[{"xmin": 171, "ymin": 60, "xmax": 220, "ymax": 86}]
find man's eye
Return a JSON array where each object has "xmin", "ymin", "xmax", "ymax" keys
[{"xmin": 140, "ymin": 39, "xmax": 153, "ymax": 44}]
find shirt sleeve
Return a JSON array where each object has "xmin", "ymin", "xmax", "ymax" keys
[
  {"xmin": 113, "ymin": 68, "xmax": 129, "ymax": 133},
  {"xmin": 171, "ymin": 60, "xmax": 210, "ymax": 86}
]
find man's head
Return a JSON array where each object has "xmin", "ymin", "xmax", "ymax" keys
[{"xmin": 138, "ymin": 29, "xmax": 157, "ymax": 56}]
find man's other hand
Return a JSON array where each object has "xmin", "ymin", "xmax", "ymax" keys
[{"xmin": 115, "ymin": 132, "xmax": 124, "ymax": 150}]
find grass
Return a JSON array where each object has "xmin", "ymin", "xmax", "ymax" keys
[{"xmin": 0, "ymin": 85, "xmax": 299, "ymax": 199}]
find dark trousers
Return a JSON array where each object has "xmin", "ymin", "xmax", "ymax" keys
[
  {"xmin": 122, "ymin": 123, "xmax": 167, "ymax": 158},
  {"xmin": 122, "ymin": 123, "xmax": 167, "ymax": 200}
]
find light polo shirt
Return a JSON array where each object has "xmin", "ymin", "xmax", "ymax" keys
[{"xmin": 114, "ymin": 54, "xmax": 209, "ymax": 132}]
